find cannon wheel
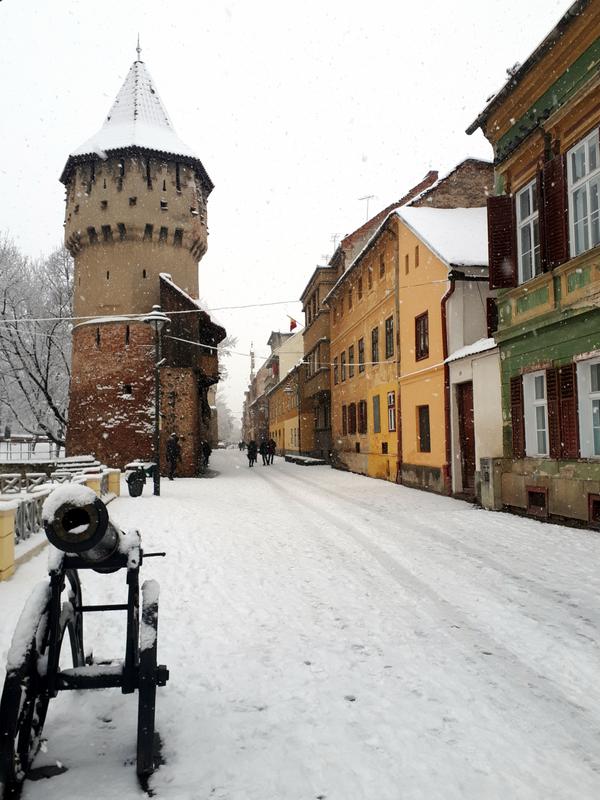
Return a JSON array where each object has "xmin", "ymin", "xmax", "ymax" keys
[
  {"xmin": 136, "ymin": 582, "xmax": 160, "ymax": 785},
  {"xmin": 0, "ymin": 585, "xmax": 84, "ymax": 798}
]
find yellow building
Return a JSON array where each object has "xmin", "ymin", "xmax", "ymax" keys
[
  {"xmin": 268, "ymin": 364, "xmax": 303, "ymax": 455},
  {"xmin": 324, "ymin": 161, "xmax": 493, "ymax": 487},
  {"xmin": 325, "ymin": 223, "xmax": 400, "ymax": 480},
  {"xmin": 395, "ymin": 207, "xmax": 490, "ymax": 493}
]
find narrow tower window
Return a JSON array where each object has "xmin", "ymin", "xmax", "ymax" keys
[
  {"xmin": 96, "ymin": 327, "xmax": 101, "ymax": 348},
  {"xmin": 106, "ymin": 270, "xmax": 110, "ymax": 280},
  {"xmin": 162, "ymin": 179, "xmax": 166, "ymax": 192},
  {"xmin": 117, "ymin": 223, "xmax": 126, "ymax": 241},
  {"xmin": 175, "ymin": 163, "xmax": 181, "ymax": 192},
  {"xmin": 159, "ymin": 226, "xmax": 168, "ymax": 243},
  {"xmin": 102, "ymin": 225, "xmax": 113, "ymax": 242},
  {"xmin": 142, "ymin": 269, "xmax": 147, "ymax": 279},
  {"xmin": 122, "ymin": 383, "xmax": 132, "ymax": 395},
  {"xmin": 129, "ymin": 196, "xmax": 137, "ymax": 206},
  {"xmin": 103, "ymin": 178, "xmax": 107, "ymax": 189},
  {"xmin": 100, "ymin": 200, "xmax": 108, "ymax": 210},
  {"xmin": 118, "ymin": 159, "xmax": 125, "ymax": 177},
  {"xmin": 160, "ymin": 199, "xmax": 168, "ymax": 210},
  {"xmin": 146, "ymin": 159, "xmax": 152, "ymax": 189},
  {"xmin": 174, "ymin": 228, "xmax": 183, "ymax": 247},
  {"xmin": 125, "ymin": 325, "xmax": 130, "ymax": 346},
  {"xmin": 144, "ymin": 224, "xmax": 153, "ymax": 241},
  {"xmin": 87, "ymin": 226, "xmax": 98, "ymax": 244}
]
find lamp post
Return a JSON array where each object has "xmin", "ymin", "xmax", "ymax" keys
[{"xmin": 143, "ymin": 305, "xmax": 170, "ymax": 496}]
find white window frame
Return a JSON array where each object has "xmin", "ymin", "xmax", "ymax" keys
[
  {"xmin": 567, "ymin": 129, "xmax": 600, "ymax": 258},
  {"xmin": 516, "ymin": 179, "xmax": 541, "ymax": 284},
  {"xmin": 523, "ymin": 371, "xmax": 548, "ymax": 457},
  {"xmin": 387, "ymin": 391, "xmax": 396, "ymax": 432},
  {"xmin": 577, "ymin": 357, "xmax": 600, "ymax": 458}
]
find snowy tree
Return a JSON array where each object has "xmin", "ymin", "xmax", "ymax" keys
[{"xmin": 0, "ymin": 236, "xmax": 73, "ymax": 446}]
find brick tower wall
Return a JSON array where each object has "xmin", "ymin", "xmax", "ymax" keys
[{"xmin": 67, "ymin": 321, "xmax": 207, "ymax": 475}]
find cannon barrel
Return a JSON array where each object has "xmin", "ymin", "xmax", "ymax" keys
[{"xmin": 42, "ymin": 485, "xmax": 120, "ymax": 564}]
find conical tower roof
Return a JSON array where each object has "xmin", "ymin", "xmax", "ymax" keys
[{"xmin": 60, "ymin": 58, "xmax": 212, "ymax": 188}]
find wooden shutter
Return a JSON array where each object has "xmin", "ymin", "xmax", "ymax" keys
[
  {"xmin": 536, "ymin": 171, "xmax": 548, "ymax": 271},
  {"xmin": 487, "ymin": 195, "xmax": 517, "ymax": 289},
  {"xmin": 559, "ymin": 363, "xmax": 579, "ymax": 458},
  {"xmin": 542, "ymin": 155, "xmax": 569, "ymax": 268},
  {"xmin": 546, "ymin": 368, "xmax": 561, "ymax": 458},
  {"xmin": 510, "ymin": 376, "xmax": 525, "ymax": 458}
]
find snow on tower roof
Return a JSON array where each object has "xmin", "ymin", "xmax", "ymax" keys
[
  {"xmin": 70, "ymin": 59, "xmax": 197, "ymax": 160},
  {"xmin": 60, "ymin": 58, "xmax": 212, "ymax": 188}
]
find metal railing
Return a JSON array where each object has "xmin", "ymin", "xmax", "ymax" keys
[
  {"xmin": 14, "ymin": 491, "xmax": 50, "ymax": 544},
  {"xmin": 0, "ymin": 437, "xmax": 64, "ymax": 462}
]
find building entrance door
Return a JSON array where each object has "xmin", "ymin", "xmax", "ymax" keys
[{"xmin": 457, "ymin": 381, "xmax": 475, "ymax": 492}]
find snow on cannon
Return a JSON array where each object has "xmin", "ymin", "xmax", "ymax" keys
[{"xmin": 0, "ymin": 484, "xmax": 168, "ymax": 798}]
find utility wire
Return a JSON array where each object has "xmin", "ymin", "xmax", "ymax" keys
[{"xmin": 0, "ymin": 299, "xmax": 301, "ymax": 327}]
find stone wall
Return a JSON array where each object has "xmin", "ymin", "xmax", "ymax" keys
[{"xmin": 411, "ymin": 159, "xmax": 493, "ymax": 209}]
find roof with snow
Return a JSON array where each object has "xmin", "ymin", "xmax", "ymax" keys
[
  {"xmin": 396, "ymin": 207, "xmax": 488, "ymax": 268},
  {"xmin": 60, "ymin": 59, "xmax": 212, "ymax": 189},
  {"xmin": 323, "ymin": 205, "xmax": 488, "ymax": 304},
  {"xmin": 446, "ymin": 337, "xmax": 497, "ymax": 363}
]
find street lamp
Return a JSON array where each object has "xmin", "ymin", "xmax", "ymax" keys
[{"xmin": 143, "ymin": 305, "xmax": 170, "ymax": 496}]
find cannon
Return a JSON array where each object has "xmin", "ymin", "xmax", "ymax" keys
[{"xmin": 0, "ymin": 485, "xmax": 168, "ymax": 797}]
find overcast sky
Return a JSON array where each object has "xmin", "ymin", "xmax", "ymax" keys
[{"xmin": 0, "ymin": 0, "xmax": 570, "ymax": 422}]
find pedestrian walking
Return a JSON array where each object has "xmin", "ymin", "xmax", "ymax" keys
[
  {"xmin": 267, "ymin": 438, "xmax": 276, "ymax": 465},
  {"xmin": 247, "ymin": 440, "xmax": 257, "ymax": 467},
  {"xmin": 201, "ymin": 440, "xmax": 212, "ymax": 469},
  {"xmin": 259, "ymin": 439, "xmax": 268, "ymax": 465},
  {"xmin": 166, "ymin": 433, "xmax": 182, "ymax": 480}
]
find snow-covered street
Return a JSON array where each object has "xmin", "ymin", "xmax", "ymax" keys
[{"xmin": 2, "ymin": 449, "xmax": 600, "ymax": 799}]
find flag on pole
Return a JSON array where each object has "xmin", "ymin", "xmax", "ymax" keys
[{"xmin": 289, "ymin": 317, "xmax": 298, "ymax": 331}]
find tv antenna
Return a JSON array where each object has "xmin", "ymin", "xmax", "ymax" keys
[
  {"xmin": 358, "ymin": 195, "xmax": 375, "ymax": 222},
  {"xmin": 331, "ymin": 233, "xmax": 342, "ymax": 251}
]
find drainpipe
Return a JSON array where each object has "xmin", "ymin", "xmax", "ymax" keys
[
  {"xmin": 393, "ymin": 225, "xmax": 402, "ymax": 483},
  {"xmin": 440, "ymin": 272, "xmax": 456, "ymax": 495}
]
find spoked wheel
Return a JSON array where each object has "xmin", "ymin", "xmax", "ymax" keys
[
  {"xmin": 137, "ymin": 581, "xmax": 168, "ymax": 788},
  {"xmin": 0, "ymin": 584, "xmax": 51, "ymax": 799},
  {"xmin": 0, "ymin": 580, "xmax": 85, "ymax": 799}
]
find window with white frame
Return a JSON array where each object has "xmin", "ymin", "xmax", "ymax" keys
[
  {"xmin": 577, "ymin": 357, "xmax": 600, "ymax": 457},
  {"xmin": 523, "ymin": 371, "xmax": 548, "ymax": 456},
  {"xmin": 387, "ymin": 391, "xmax": 396, "ymax": 432},
  {"xmin": 568, "ymin": 129, "xmax": 600, "ymax": 257},
  {"xmin": 516, "ymin": 180, "xmax": 541, "ymax": 283}
]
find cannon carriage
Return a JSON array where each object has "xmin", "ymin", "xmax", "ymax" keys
[{"xmin": 0, "ymin": 485, "xmax": 168, "ymax": 798}]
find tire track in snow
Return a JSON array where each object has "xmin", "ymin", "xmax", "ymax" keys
[
  {"xmin": 270, "ymin": 465, "xmax": 600, "ymax": 634},
  {"xmin": 254, "ymin": 466, "xmax": 600, "ymax": 767}
]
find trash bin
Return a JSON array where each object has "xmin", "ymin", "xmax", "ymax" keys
[
  {"xmin": 126, "ymin": 470, "xmax": 145, "ymax": 497},
  {"xmin": 124, "ymin": 462, "xmax": 156, "ymax": 497}
]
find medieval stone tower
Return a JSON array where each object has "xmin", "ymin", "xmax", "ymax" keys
[{"xmin": 61, "ymin": 52, "xmax": 225, "ymax": 472}]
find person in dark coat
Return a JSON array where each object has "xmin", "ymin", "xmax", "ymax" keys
[
  {"xmin": 267, "ymin": 438, "xmax": 276, "ymax": 465},
  {"xmin": 247, "ymin": 440, "xmax": 257, "ymax": 467},
  {"xmin": 166, "ymin": 433, "xmax": 182, "ymax": 480},
  {"xmin": 201, "ymin": 440, "xmax": 212, "ymax": 468},
  {"xmin": 259, "ymin": 439, "xmax": 268, "ymax": 465}
]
